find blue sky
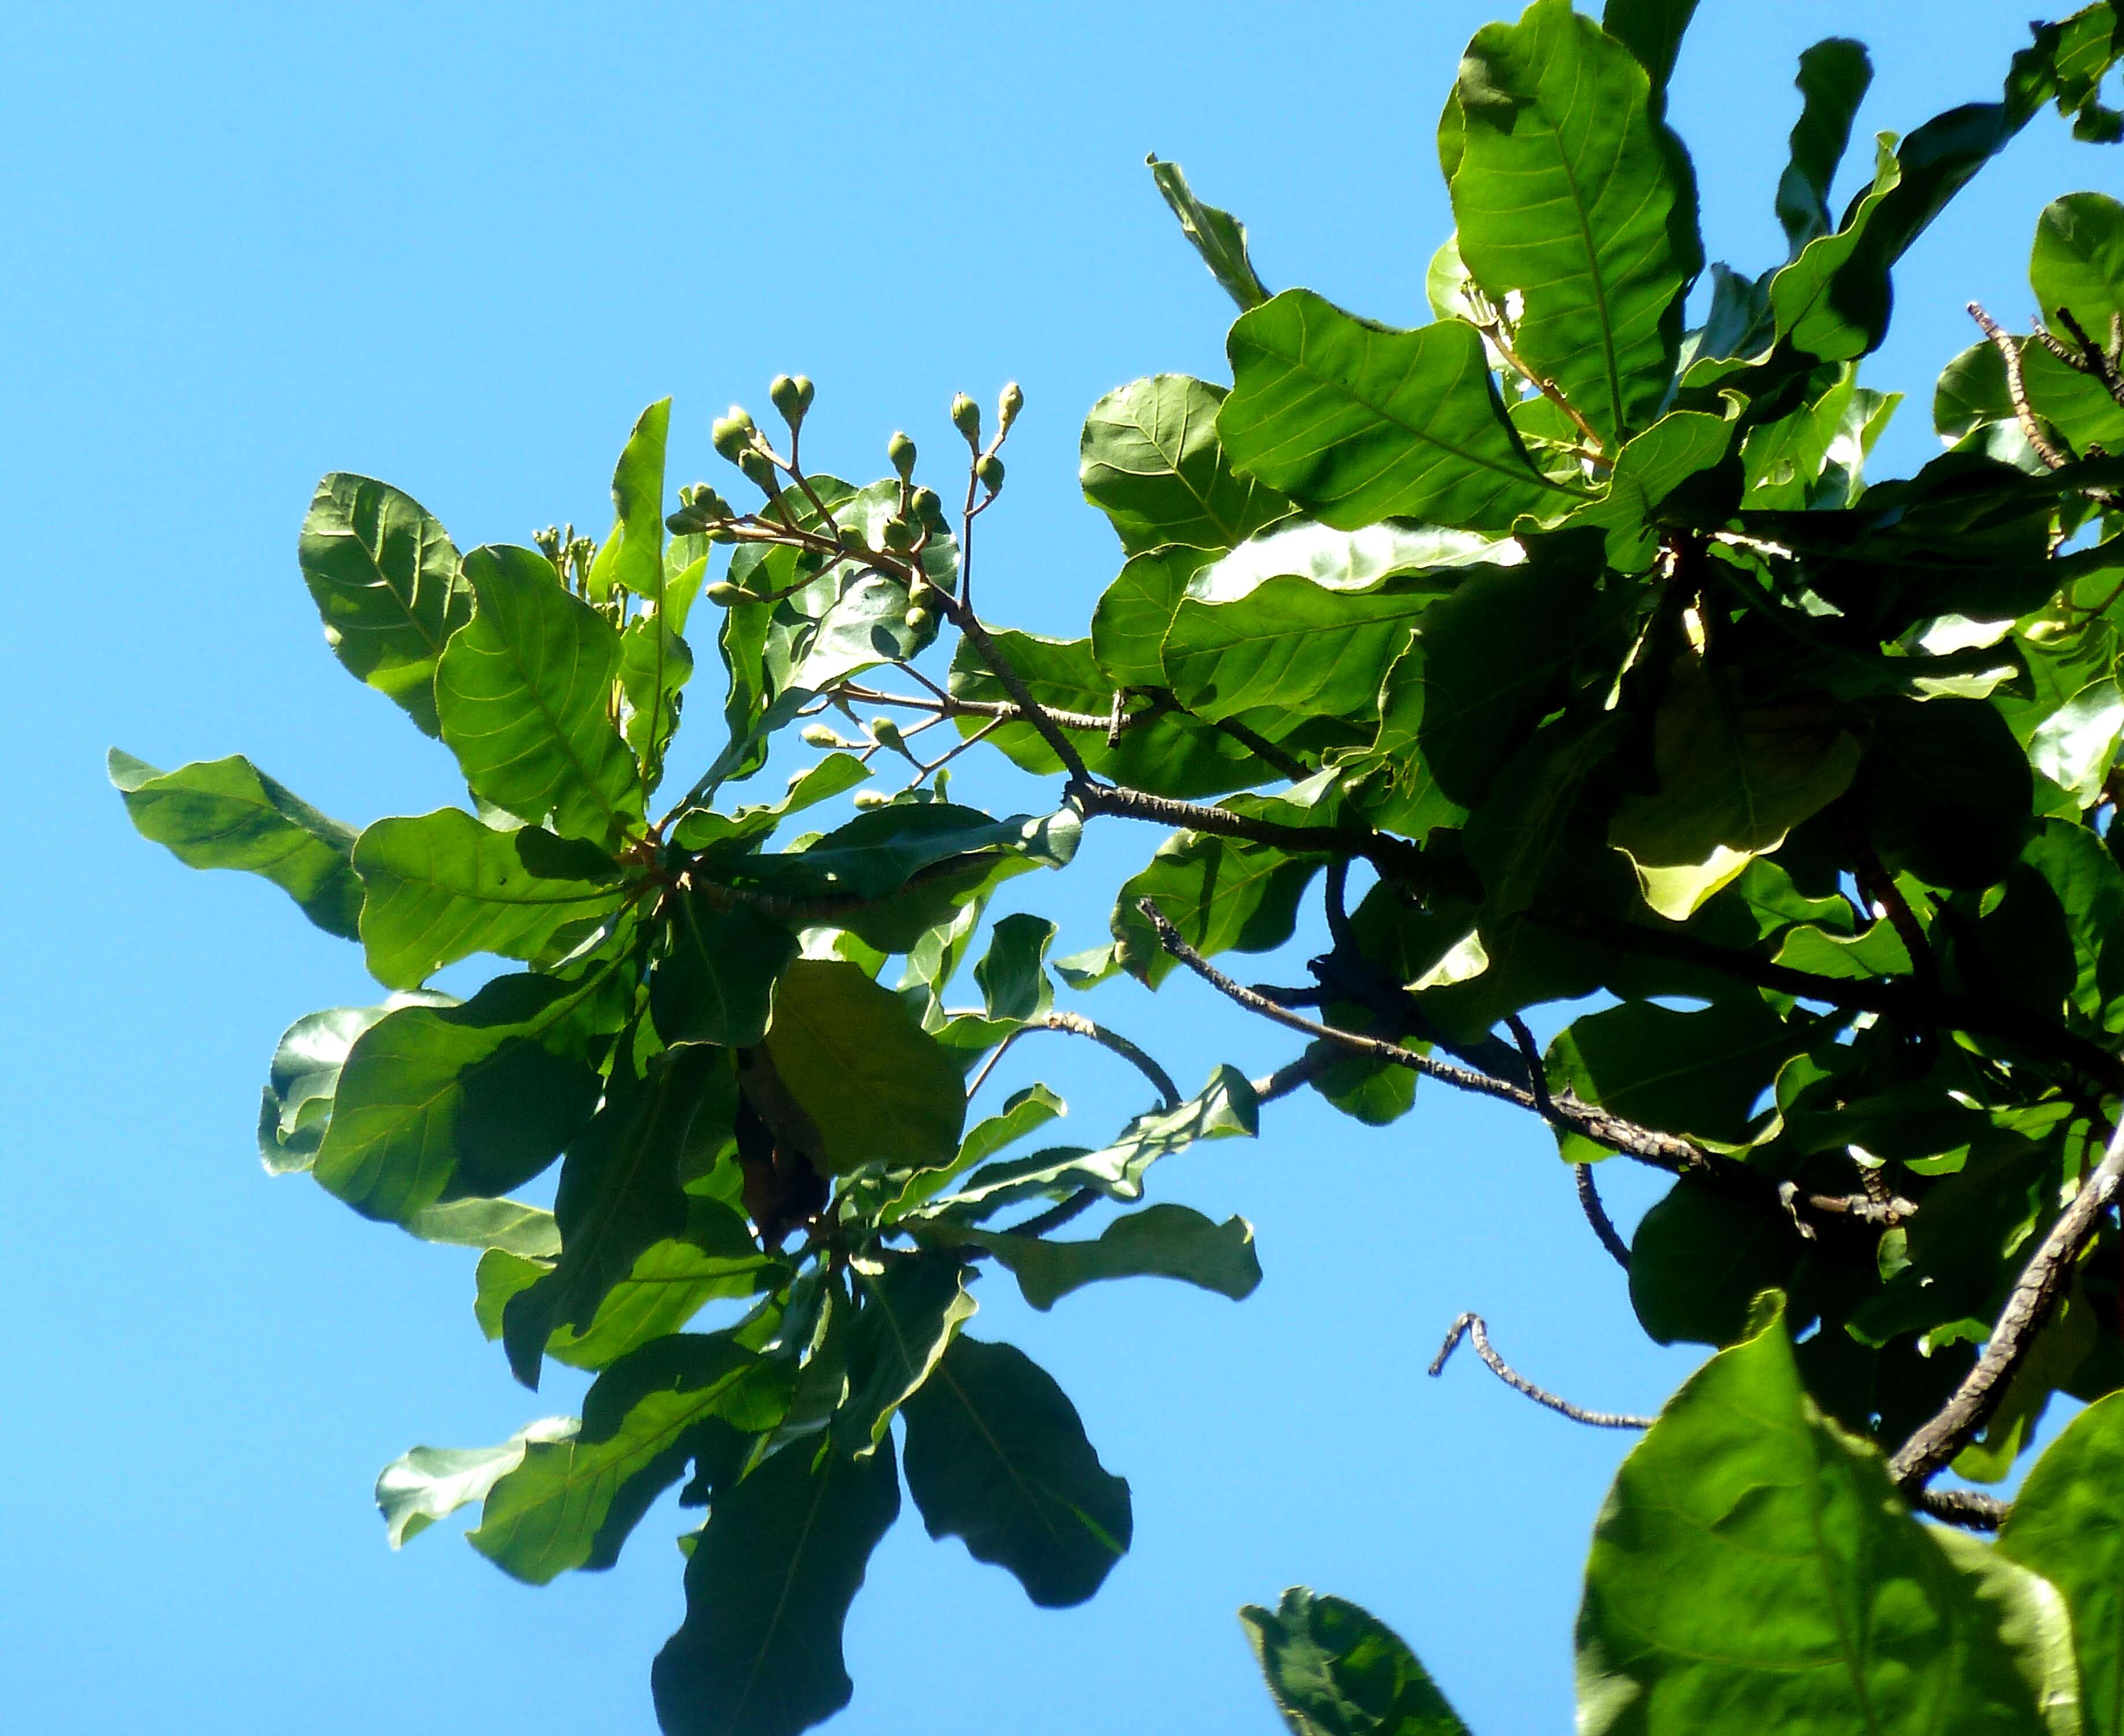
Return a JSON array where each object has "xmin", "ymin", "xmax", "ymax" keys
[{"xmin": 0, "ymin": 2, "xmax": 2112, "ymax": 1731}]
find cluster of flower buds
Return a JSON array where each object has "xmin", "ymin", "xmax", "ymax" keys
[{"xmin": 665, "ymin": 482, "xmax": 738, "ymax": 540}]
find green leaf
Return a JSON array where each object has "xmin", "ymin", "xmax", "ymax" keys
[
  {"xmin": 475, "ymin": 1200, "xmax": 776, "ymax": 1371},
  {"xmin": 1113, "ymin": 828, "xmax": 1325, "ymax": 988},
  {"xmin": 1599, "ymin": 0, "xmax": 1697, "ymax": 114},
  {"xmin": 2000, "ymin": 1389, "xmax": 2124, "ymax": 1736},
  {"xmin": 652, "ymin": 1437, "xmax": 901, "ymax": 1736},
  {"xmin": 1849, "ymin": 695, "xmax": 2034, "ymax": 888},
  {"xmin": 503, "ymin": 1044, "xmax": 730, "ymax": 1388},
  {"xmin": 312, "ymin": 969, "xmax": 609, "ymax": 1224},
  {"xmin": 1579, "ymin": 409, "xmax": 1739, "ymax": 571},
  {"xmin": 1145, "ymin": 153, "xmax": 1270, "ymax": 312},
  {"xmin": 1241, "ymin": 1584, "xmax": 1471, "ymax": 1736},
  {"xmin": 1079, "ymin": 374, "xmax": 1289, "ymax": 556},
  {"xmin": 374, "ymin": 1415, "xmax": 576, "ymax": 1549},
  {"xmin": 942, "ymin": 1065, "xmax": 1258, "ymax": 1218},
  {"xmin": 975, "ymin": 913, "xmax": 1055, "ymax": 1023},
  {"xmin": 651, "ymin": 892, "xmax": 799, "ymax": 1049},
  {"xmin": 759, "ymin": 960, "xmax": 966, "ymax": 1175},
  {"xmin": 1774, "ymin": 40, "xmax": 1873, "ymax": 254},
  {"xmin": 886, "ymin": 1084, "xmax": 1068, "ymax": 1223},
  {"xmin": 2034, "ymin": 192, "xmax": 2124, "ymax": 339},
  {"xmin": 593, "ymin": 398, "xmax": 670, "ymax": 601},
  {"xmin": 1191, "ymin": 520, "xmax": 1523, "ymax": 604},
  {"xmin": 351, "ymin": 808, "xmax": 624, "ymax": 990},
  {"xmin": 403, "ymin": 1196, "xmax": 560, "ymax": 1258},
  {"xmin": 257, "ymin": 1003, "xmax": 408, "ymax": 1172},
  {"xmin": 837, "ymin": 1251, "xmax": 978, "ymax": 1453},
  {"xmin": 1447, "ymin": 0, "xmax": 1694, "ymax": 442},
  {"xmin": 109, "ymin": 749, "xmax": 362, "ymax": 941},
  {"xmin": 1220, "ymin": 289, "xmax": 1581, "ymax": 532},
  {"xmin": 473, "ymin": 1330, "xmax": 789, "ymax": 1584},
  {"xmin": 1577, "ymin": 1297, "xmax": 2079, "ymax": 1735},
  {"xmin": 951, "ymin": 1204, "xmax": 1262, "ymax": 1311},
  {"xmin": 1462, "ymin": 714, "xmax": 1629, "ymax": 914},
  {"xmin": 297, "ymin": 473, "xmax": 469, "ymax": 737},
  {"xmin": 901, "ymin": 1335, "xmax": 1131, "ymax": 1608},
  {"xmin": 1627, "ymin": 1178, "xmax": 1798, "ymax": 1347},
  {"xmin": 1090, "ymin": 545, "xmax": 1217, "ymax": 686},
  {"xmin": 1608, "ymin": 659, "xmax": 1860, "ymax": 880},
  {"xmin": 1403, "ymin": 556, "xmax": 1610, "ymax": 807},
  {"xmin": 435, "ymin": 544, "xmax": 644, "ymax": 849},
  {"xmin": 1546, "ymin": 999, "xmax": 1817, "ymax": 1154},
  {"xmin": 1163, "ymin": 575, "xmax": 1441, "ymax": 724}
]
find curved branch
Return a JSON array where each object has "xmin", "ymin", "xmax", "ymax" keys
[
  {"xmin": 1912, "ymin": 1487, "xmax": 2011, "ymax": 1532},
  {"xmin": 1970, "ymin": 301, "xmax": 2072, "ymax": 470},
  {"xmin": 1575, "ymin": 1165, "xmax": 1633, "ymax": 1272},
  {"xmin": 1428, "ymin": 1312, "xmax": 1653, "ymax": 1429},
  {"xmin": 1891, "ymin": 1118, "xmax": 2124, "ymax": 1488}
]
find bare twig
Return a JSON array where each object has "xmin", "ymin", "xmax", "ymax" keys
[
  {"xmin": 1039, "ymin": 1009, "xmax": 1182, "ymax": 1109},
  {"xmin": 1428, "ymin": 1312, "xmax": 1654, "ymax": 1429},
  {"xmin": 1575, "ymin": 1165, "xmax": 1633, "ymax": 1271},
  {"xmin": 1002, "ymin": 1190, "xmax": 1101, "ymax": 1239},
  {"xmin": 2054, "ymin": 304, "xmax": 2124, "ymax": 412},
  {"xmin": 1251, "ymin": 1047, "xmax": 1340, "ymax": 1104},
  {"xmin": 1969, "ymin": 302, "xmax": 2072, "ymax": 470},
  {"xmin": 1469, "ymin": 315, "xmax": 1608, "ymax": 462},
  {"xmin": 1891, "ymin": 1118, "xmax": 2124, "ymax": 1488},
  {"xmin": 1911, "ymin": 1487, "xmax": 2011, "ymax": 1532},
  {"xmin": 1138, "ymin": 897, "xmax": 1709, "ymax": 1174},
  {"xmin": 1205, "ymin": 712, "xmax": 1312, "ymax": 782},
  {"xmin": 1083, "ymin": 782, "xmax": 1422, "ymax": 882}
]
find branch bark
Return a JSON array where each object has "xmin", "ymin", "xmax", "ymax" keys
[{"xmin": 1428, "ymin": 1312, "xmax": 1652, "ymax": 1429}]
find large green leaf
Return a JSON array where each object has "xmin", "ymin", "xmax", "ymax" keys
[
  {"xmin": 1546, "ymin": 999, "xmax": 1816, "ymax": 1155},
  {"xmin": 901, "ymin": 1335, "xmax": 1131, "ymax": 1608},
  {"xmin": 2035, "ymin": 189, "xmax": 2124, "ymax": 340},
  {"xmin": 1090, "ymin": 545, "xmax": 1217, "ymax": 687},
  {"xmin": 1577, "ymin": 1299, "xmax": 2079, "ymax": 1735},
  {"xmin": 652, "ymin": 1438, "xmax": 901, "ymax": 1736},
  {"xmin": 1241, "ymin": 1585, "xmax": 1472, "ymax": 1736},
  {"xmin": 475, "ymin": 1196, "xmax": 778, "ymax": 1371},
  {"xmin": 837, "ymin": 1251, "xmax": 978, "ymax": 1454},
  {"xmin": 257, "ymin": 1002, "xmax": 405, "ymax": 1173},
  {"xmin": 1849, "ymin": 695, "xmax": 2034, "ymax": 888},
  {"xmin": 311, "ymin": 969, "xmax": 609, "ymax": 1223},
  {"xmin": 503, "ymin": 1044, "xmax": 732, "ymax": 1388},
  {"xmin": 297, "ymin": 473, "xmax": 469, "ymax": 737},
  {"xmin": 1627, "ymin": 1178, "xmax": 1799, "ymax": 1348},
  {"xmin": 586, "ymin": 398, "xmax": 670, "ymax": 601},
  {"xmin": 109, "ymin": 749, "xmax": 362, "ymax": 940},
  {"xmin": 2001, "ymin": 1389, "xmax": 2124, "ymax": 1736},
  {"xmin": 435, "ymin": 544, "xmax": 644, "ymax": 848},
  {"xmin": 650, "ymin": 892, "xmax": 799, "ymax": 1050},
  {"xmin": 1608, "ymin": 659, "xmax": 1859, "ymax": 880},
  {"xmin": 759, "ymin": 961, "xmax": 966, "ymax": 1175},
  {"xmin": 472, "ymin": 1331, "xmax": 788, "ymax": 1584},
  {"xmin": 1446, "ymin": 0, "xmax": 1694, "ymax": 443},
  {"xmin": 940, "ymin": 1065, "xmax": 1258, "ymax": 1218},
  {"xmin": 950, "ymin": 1204, "xmax": 1262, "ymax": 1311},
  {"xmin": 974, "ymin": 913, "xmax": 1056, "ymax": 1023},
  {"xmin": 1146, "ymin": 154, "xmax": 1270, "ymax": 312},
  {"xmin": 1112, "ymin": 826, "xmax": 1326, "ymax": 988},
  {"xmin": 1162, "ymin": 576, "xmax": 1441, "ymax": 724},
  {"xmin": 1079, "ymin": 374, "xmax": 1289, "ymax": 555},
  {"xmin": 1220, "ymin": 289, "xmax": 1581, "ymax": 532},
  {"xmin": 1408, "ymin": 558, "xmax": 1610, "ymax": 807},
  {"xmin": 374, "ymin": 1415, "xmax": 577, "ymax": 1549},
  {"xmin": 1774, "ymin": 39, "xmax": 1873, "ymax": 255},
  {"xmin": 352, "ymin": 808, "xmax": 625, "ymax": 990}
]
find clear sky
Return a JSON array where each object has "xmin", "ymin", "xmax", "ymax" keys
[{"xmin": 0, "ymin": 3, "xmax": 2113, "ymax": 1731}]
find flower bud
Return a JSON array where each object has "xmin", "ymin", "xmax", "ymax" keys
[
  {"xmin": 706, "ymin": 580, "xmax": 749, "ymax": 606},
  {"xmin": 975, "ymin": 453, "xmax": 1005, "ymax": 494},
  {"xmin": 887, "ymin": 431, "xmax": 917, "ymax": 480},
  {"xmin": 769, "ymin": 374, "xmax": 808, "ymax": 428},
  {"xmin": 737, "ymin": 449, "xmax": 776, "ymax": 492},
  {"xmin": 951, "ymin": 392, "xmax": 982, "ymax": 446},
  {"xmin": 881, "ymin": 514, "xmax": 916, "ymax": 551},
  {"xmin": 870, "ymin": 716, "xmax": 906, "ymax": 751},
  {"xmin": 998, "ymin": 381, "xmax": 1024, "ymax": 432},
  {"xmin": 837, "ymin": 521, "xmax": 871, "ymax": 554},
  {"xmin": 904, "ymin": 603, "xmax": 932, "ymax": 633},
  {"xmin": 712, "ymin": 411, "xmax": 755, "ymax": 462},
  {"xmin": 852, "ymin": 789, "xmax": 890, "ymax": 810},
  {"xmin": 800, "ymin": 724, "xmax": 841, "ymax": 748},
  {"xmin": 909, "ymin": 486, "xmax": 943, "ymax": 522}
]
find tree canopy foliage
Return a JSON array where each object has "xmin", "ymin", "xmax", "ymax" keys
[{"xmin": 115, "ymin": 1, "xmax": 2124, "ymax": 1730}]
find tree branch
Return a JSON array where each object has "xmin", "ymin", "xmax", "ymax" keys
[
  {"xmin": 1137, "ymin": 897, "xmax": 1708, "ymax": 1173},
  {"xmin": 1890, "ymin": 1117, "xmax": 2124, "ymax": 1488},
  {"xmin": 1576, "ymin": 1164, "xmax": 1633, "ymax": 1270},
  {"xmin": 1969, "ymin": 301, "xmax": 2073, "ymax": 470},
  {"xmin": 1078, "ymin": 782, "xmax": 1424, "ymax": 881},
  {"xmin": 1428, "ymin": 1312, "xmax": 1652, "ymax": 1429},
  {"xmin": 2053, "ymin": 304, "xmax": 2124, "ymax": 413},
  {"xmin": 1911, "ymin": 1487, "xmax": 2011, "ymax": 1532}
]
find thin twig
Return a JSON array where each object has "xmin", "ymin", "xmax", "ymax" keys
[
  {"xmin": 1575, "ymin": 1165, "xmax": 1633, "ymax": 1271},
  {"xmin": 1082, "ymin": 782, "xmax": 1423, "ymax": 882},
  {"xmin": 1138, "ymin": 897, "xmax": 1708, "ymax": 1174},
  {"xmin": 1428, "ymin": 1313, "xmax": 1653, "ymax": 1429},
  {"xmin": 1039, "ymin": 1009, "xmax": 1183, "ymax": 1109},
  {"xmin": 1891, "ymin": 1117, "xmax": 2124, "ymax": 1488},
  {"xmin": 1205, "ymin": 712, "xmax": 1312, "ymax": 782},
  {"xmin": 1471, "ymin": 316, "xmax": 1608, "ymax": 460},
  {"xmin": 1969, "ymin": 302, "xmax": 2072, "ymax": 470},
  {"xmin": 2054, "ymin": 305, "xmax": 2124, "ymax": 412},
  {"xmin": 1002, "ymin": 1189, "xmax": 1100, "ymax": 1239},
  {"xmin": 1912, "ymin": 1487, "xmax": 2011, "ymax": 1532},
  {"xmin": 1251, "ymin": 1047, "xmax": 1339, "ymax": 1104}
]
